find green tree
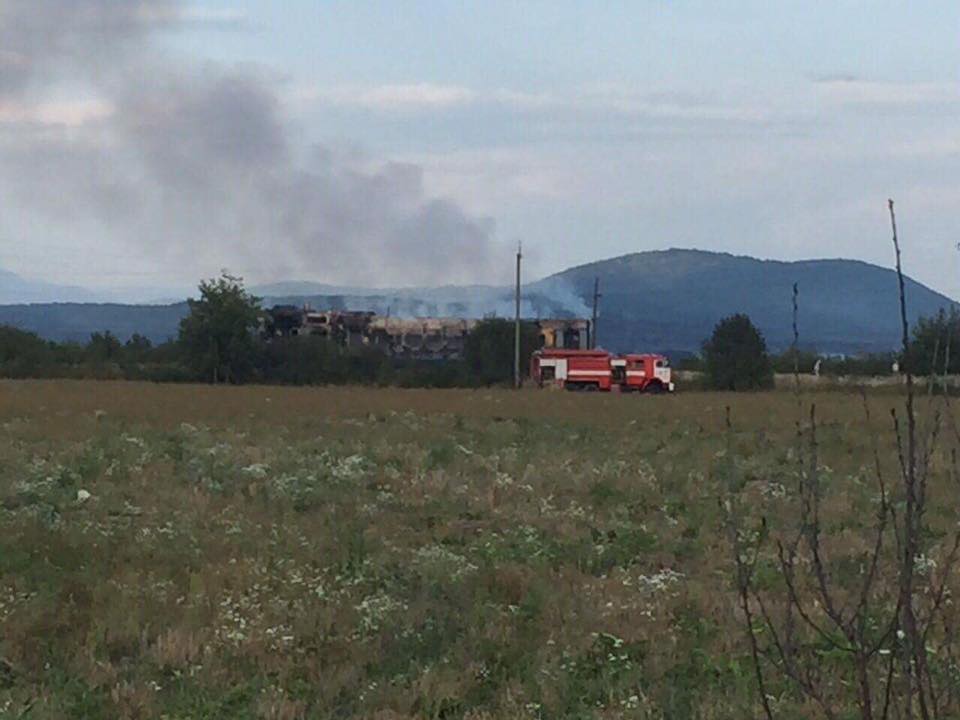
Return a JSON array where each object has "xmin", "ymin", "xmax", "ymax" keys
[
  {"xmin": 462, "ymin": 318, "xmax": 540, "ymax": 386},
  {"xmin": 124, "ymin": 334, "xmax": 154, "ymax": 363},
  {"xmin": 911, "ymin": 306, "xmax": 960, "ymax": 375},
  {"xmin": 702, "ymin": 313, "xmax": 774, "ymax": 391},
  {"xmin": 178, "ymin": 273, "xmax": 262, "ymax": 384},
  {"xmin": 87, "ymin": 331, "xmax": 123, "ymax": 363},
  {"xmin": 0, "ymin": 326, "xmax": 55, "ymax": 378}
]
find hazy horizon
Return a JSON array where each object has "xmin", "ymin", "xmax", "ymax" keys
[{"xmin": 3, "ymin": 247, "xmax": 958, "ymax": 308}]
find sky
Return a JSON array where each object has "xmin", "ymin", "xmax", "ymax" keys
[{"xmin": 1, "ymin": 0, "xmax": 958, "ymax": 299}]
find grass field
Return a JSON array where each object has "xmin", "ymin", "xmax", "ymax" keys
[{"xmin": 1, "ymin": 380, "xmax": 957, "ymax": 719}]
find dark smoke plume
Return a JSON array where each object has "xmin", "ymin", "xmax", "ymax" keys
[{"xmin": 0, "ymin": 0, "xmax": 500, "ymax": 287}]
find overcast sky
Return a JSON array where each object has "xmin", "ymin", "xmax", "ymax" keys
[{"xmin": 1, "ymin": 1, "xmax": 958, "ymax": 298}]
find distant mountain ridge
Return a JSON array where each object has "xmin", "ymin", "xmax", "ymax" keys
[
  {"xmin": 551, "ymin": 249, "xmax": 955, "ymax": 354},
  {"xmin": 0, "ymin": 267, "xmax": 191, "ymax": 305},
  {"xmin": 0, "ymin": 302, "xmax": 190, "ymax": 344},
  {"xmin": 0, "ymin": 249, "xmax": 954, "ymax": 354},
  {"xmin": 0, "ymin": 268, "xmax": 98, "ymax": 304}
]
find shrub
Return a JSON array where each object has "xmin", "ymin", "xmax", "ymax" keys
[
  {"xmin": 702, "ymin": 314, "xmax": 773, "ymax": 391},
  {"xmin": 462, "ymin": 319, "xmax": 540, "ymax": 386}
]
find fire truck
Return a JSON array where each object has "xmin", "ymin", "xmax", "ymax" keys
[{"xmin": 531, "ymin": 349, "xmax": 674, "ymax": 393}]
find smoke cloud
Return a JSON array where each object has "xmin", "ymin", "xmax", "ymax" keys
[{"xmin": 0, "ymin": 0, "xmax": 501, "ymax": 288}]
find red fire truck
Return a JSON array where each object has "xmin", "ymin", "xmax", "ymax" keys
[{"xmin": 531, "ymin": 349, "xmax": 675, "ymax": 393}]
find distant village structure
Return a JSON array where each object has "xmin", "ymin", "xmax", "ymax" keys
[{"xmin": 261, "ymin": 306, "xmax": 590, "ymax": 360}]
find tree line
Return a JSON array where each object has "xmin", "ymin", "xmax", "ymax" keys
[
  {"xmin": 0, "ymin": 274, "xmax": 541, "ymax": 388},
  {"xmin": 0, "ymin": 273, "xmax": 955, "ymax": 389},
  {"xmin": 693, "ymin": 308, "xmax": 955, "ymax": 390}
]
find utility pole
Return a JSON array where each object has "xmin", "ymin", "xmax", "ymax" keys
[
  {"xmin": 956, "ymin": 242, "xmax": 960, "ymax": 316},
  {"xmin": 514, "ymin": 242, "xmax": 522, "ymax": 389},
  {"xmin": 591, "ymin": 276, "xmax": 601, "ymax": 349}
]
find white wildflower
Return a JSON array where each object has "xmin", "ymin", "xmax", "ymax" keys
[
  {"xmin": 354, "ymin": 591, "xmax": 407, "ymax": 635},
  {"xmin": 331, "ymin": 454, "xmax": 368, "ymax": 481},
  {"xmin": 763, "ymin": 482, "xmax": 787, "ymax": 499},
  {"xmin": 241, "ymin": 463, "xmax": 269, "ymax": 479},
  {"xmin": 635, "ymin": 568, "xmax": 685, "ymax": 595},
  {"xmin": 914, "ymin": 554, "xmax": 937, "ymax": 576},
  {"xmin": 413, "ymin": 544, "xmax": 478, "ymax": 581}
]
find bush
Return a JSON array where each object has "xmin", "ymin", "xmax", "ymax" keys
[
  {"xmin": 702, "ymin": 314, "xmax": 773, "ymax": 391},
  {"xmin": 462, "ymin": 319, "xmax": 540, "ymax": 386}
]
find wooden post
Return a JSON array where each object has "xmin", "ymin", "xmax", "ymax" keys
[
  {"xmin": 514, "ymin": 244, "xmax": 522, "ymax": 389},
  {"xmin": 591, "ymin": 276, "xmax": 601, "ymax": 349}
]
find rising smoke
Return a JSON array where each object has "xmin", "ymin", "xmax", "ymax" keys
[{"xmin": 0, "ymin": 0, "xmax": 501, "ymax": 288}]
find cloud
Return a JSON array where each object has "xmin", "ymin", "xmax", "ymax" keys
[
  {"xmin": 344, "ymin": 83, "xmax": 477, "ymax": 112},
  {"xmin": 0, "ymin": 98, "xmax": 113, "ymax": 127},
  {"xmin": 814, "ymin": 78, "xmax": 960, "ymax": 108},
  {"xmin": 304, "ymin": 81, "xmax": 773, "ymax": 126},
  {"xmin": 302, "ymin": 83, "xmax": 557, "ymax": 114},
  {"xmin": 889, "ymin": 135, "xmax": 960, "ymax": 158},
  {"xmin": 568, "ymin": 85, "xmax": 773, "ymax": 123},
  {"xmin": 177, "ymin": 7, "xmax": 249, "ymax": 29},
  {"xmin": 0, "ymin": 0, "xmax": 502, "ymax": 287},
  {"xmin": 488, "ymin": 89, "xmax": 556, "ymax": 111},
  {"xmin": 0, "ymin": 0, "xmax": 176, "ymax": 94}
]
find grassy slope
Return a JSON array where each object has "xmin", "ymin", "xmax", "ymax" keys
[{"xmin": 0, "ymin": 381, "xmax": 955, "ymax": 718}]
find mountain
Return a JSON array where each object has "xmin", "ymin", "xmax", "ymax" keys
[
  {"xmin": 0, "ymin": 249, "xmax": 953, "ymax": 353},
  {"xmin": 548, "ymin": 249, "xmax": 955, "ymax": 355},
  {"xmin": 0, "ymin": 267, "xmax": 193, "ymax": 305},
  {"xmin": 0, "ymin": 302, "xmax": 189, "ymax": 344},
  {"xmin": 0, "ymin": 268, "xmax": 99, "ymax": 304}
]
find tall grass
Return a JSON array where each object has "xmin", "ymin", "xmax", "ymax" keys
[{"xmin": 0, "ymin": 380, "xmax": 952, "ymax": 718}]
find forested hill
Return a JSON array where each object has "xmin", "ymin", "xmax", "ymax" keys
[
  {"xmin": 0, "ymin": 303, "xmax": 189, "ymax": 344},
  {"xmin": 544, "ymin": 249, "xmax": 955, "ymax": 355}
]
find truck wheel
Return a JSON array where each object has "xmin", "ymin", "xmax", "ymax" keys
[{"xmin": 645, "ymin": 382, "xmax": 665, "ymax": 395}]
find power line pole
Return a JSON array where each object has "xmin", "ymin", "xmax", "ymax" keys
[
  {"xmin": 591, "ymin": 276, "xmax": 601, "ymax": 349},
  {"xmin": 514, "ymin": 243, "xmax": 522, "ymax": 389}
]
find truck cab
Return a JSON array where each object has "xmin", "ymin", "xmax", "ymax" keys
[{"xmin": 617, "ymin": 353, "xmax": 674, "ymax": 393}]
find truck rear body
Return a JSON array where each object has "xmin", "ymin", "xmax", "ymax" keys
[{"xmin": 532, "ymin": 349, "xmax": 614, "ymax": 391}]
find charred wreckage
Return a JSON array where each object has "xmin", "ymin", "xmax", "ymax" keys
[{"xmin": 261, "ymin": 306, "xmax": 591, "ymax": 360}]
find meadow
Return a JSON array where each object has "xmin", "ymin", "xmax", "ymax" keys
[{"xmin": 1, "ymin": 380, "xmax": 957, "ymax": 719}]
